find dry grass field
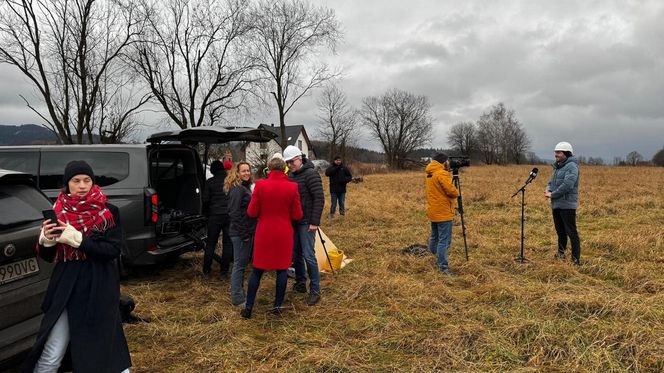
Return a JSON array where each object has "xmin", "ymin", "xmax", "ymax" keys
[{"xmin": 121, "ymin": 165, "xmax": 664, "ymax": 372}]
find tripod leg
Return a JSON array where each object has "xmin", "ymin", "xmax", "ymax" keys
[
  {"xmin": 317, "ymin": 229, "xmax": 335, "ymax": 275},
  {"xmin": 453, "ymin": 175, "xmax": 469, "ymax": 261}
]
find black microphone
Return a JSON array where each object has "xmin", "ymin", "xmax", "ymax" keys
[{"xmin": 526, "ymin": 167, "xmax": 538, "ymax": 183}]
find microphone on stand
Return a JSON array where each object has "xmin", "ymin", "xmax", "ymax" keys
[
  {"xmin": 513, "ymin": 167, "xmax": 539, "ymax": 263},
  {"xmin": 526, "ymin": 167, "xmax": 538, "ymax": 184}
]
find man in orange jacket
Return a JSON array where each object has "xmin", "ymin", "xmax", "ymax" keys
[{"xmin": 425, "ymin": 153, "xmax": 459, "ymax": 275}]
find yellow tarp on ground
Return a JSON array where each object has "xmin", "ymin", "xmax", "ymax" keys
[{"xmin": 314, "ymin": 228, "xmax": 351, "ymax": 272}]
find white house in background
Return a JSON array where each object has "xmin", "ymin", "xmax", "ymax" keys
[{"xmin": 244, "ymin": 123, "xmax": 315, "ymax": 167}]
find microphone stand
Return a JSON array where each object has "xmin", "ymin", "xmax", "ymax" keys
[{"xmin": 512, "ymin": 174, "xmax": 535, "ymax": 263}]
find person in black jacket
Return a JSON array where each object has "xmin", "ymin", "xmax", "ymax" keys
[
  {"xmin": 201, "ymin": 160, "xmax": 233, "ymax": 279},
  {"xmin": 283, "ymin": 145, "xmax": 325, "ymax": 306},
  {"xmin": 325, "ymin": 156, "xmax": 353, "ymax": 217},
  {"xmin": 224, "ymin": 161, "xmax": 256, "ymax": 306},
  {"xmin": 24, "ymin": 160, "xmax": 131, "ymax": 373}
]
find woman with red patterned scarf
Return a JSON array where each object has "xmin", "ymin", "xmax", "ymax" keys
[{"xmin": 23, "ymin": 161, "xmax": 131, "ymax": 373}]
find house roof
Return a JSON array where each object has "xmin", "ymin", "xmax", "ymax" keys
[{"xmin": 258, "ymin": 124, "xmax": 310, "ymax": 147}]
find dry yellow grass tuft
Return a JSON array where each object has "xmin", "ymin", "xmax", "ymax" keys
[{"xmin": 122, "ymin": 165, "xmax": 664, "ymax": 372}]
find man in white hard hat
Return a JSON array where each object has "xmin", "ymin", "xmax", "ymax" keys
[
  {"xmin": 283, "ymin": 145, "xmax": 324, "ymax": 305},
  {"xmin": 545, "ymin": 141, "xmax": 581, "ymax": 265}
]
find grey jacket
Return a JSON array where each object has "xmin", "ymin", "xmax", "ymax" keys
[{"xmin": 547, "ymin": 156, "xmax": 580, "ymax": 209}]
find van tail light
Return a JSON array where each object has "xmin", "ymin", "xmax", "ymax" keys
[
  {"xmin": 150, "ymin": 194, "xmax": 159, "ymax": 223},
  {"xmin": 144, "ymin": 188, "xmax": 159, "ymax": 225}
]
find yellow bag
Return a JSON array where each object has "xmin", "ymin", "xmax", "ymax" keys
[{"xmin": 323, "ymin": 249, "xmax": 344, "ymax": 272}]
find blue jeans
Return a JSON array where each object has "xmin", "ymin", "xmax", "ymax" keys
[
  {"xmin": 330, "ymin": 192, "xmax": 346, "ymax": 215},
  {"xmin": 292, "ymin": 224, "xmax": 320, "ymax": 295},
  {"xmin": 230, "ymin": 236, "xmax": 253, "ymax": 305},
  {"xmin": 245, "ymin": 269, "xmax": 287, "ymax": 310},
  {"xmin": 429, "ymin": 221, "xmax": 453, "ymax": 271}
]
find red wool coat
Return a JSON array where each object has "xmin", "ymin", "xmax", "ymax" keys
[{"xmin": 247, "ymin": 171, "xmax": 303, "ymax": 270}]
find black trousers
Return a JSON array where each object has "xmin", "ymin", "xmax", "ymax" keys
[
  {"xmin": 203, "ymin": 214, "xmax": 233, "ymax": 274},
  {"xmin": 552, "ymin": 208, "xmax": 581, "ymax": 262}
]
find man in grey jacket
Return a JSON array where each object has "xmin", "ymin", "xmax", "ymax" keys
[{"xmin": 545, "ymin": 141, "xmax": 581, "ymax": 265}]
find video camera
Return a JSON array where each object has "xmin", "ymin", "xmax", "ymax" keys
[{"xmin": 449, "ymin": 156, "xmax": 470, "ymax": 170}]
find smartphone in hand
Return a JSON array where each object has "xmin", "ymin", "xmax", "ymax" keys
[{"xmin": 42, "ymin": 210, "xmax": 61, "ymax": 225}]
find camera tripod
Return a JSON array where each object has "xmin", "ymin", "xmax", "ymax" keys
[{"xmin": 452, "ymin": 168, "xmax": 469, "ymax": 261}]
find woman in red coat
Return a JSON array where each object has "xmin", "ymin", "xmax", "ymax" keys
[{"xmin": 243, "ymin": 157, "xmax": 303, "ymax": 318}]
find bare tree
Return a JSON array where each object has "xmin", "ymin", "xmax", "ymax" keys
[
  {"xmin": 476, "ymin": 103, "xmax": 530, "ymax": 164},
  {"xmin": 0, "ymin": 0, "xmax": 146, "ymax": 144},
  {"xmin": 653, "ymin": 147, "xmax": 664, "ymax": 167},
  {"xmin": 251, "ymin": 0, "xmax": 341, "ymax": 149},
  {"xmin": 317, "ymin": 84, "xmax": 357, "ymax": 160},
  {"xmin": 626, "ymin": 151, "xmax": 643, "ymax": 166},
  {"xmin": 96, "ymin": 70, "xmax": 150, "ymax": 143},
  {"xmin": 361, "ymin": 89, "xmax": 432, "ymax": 169},
  {"xmin": 447, "ymin": 121, "xmax": 476, "ymax": 156},
  {"xmin": 133, "ymin": 0, "xmax": 255, "ymax": 129},
  {"xmin": 586, "ymin": 157, "xmax": 605, "ymax": 166}
]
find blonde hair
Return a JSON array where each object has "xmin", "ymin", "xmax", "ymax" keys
[
  {"xmin": 268, "ymin": 157, "xmax": 286, "ymax": 172},
  {"xmin": 224, "ymin": 161, "xmax": 253, "ymax": 193}
]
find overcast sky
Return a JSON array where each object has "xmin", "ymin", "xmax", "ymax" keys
[{"xmin": 1, "ymin": 0, "xmax": 663, "ymax": 160}]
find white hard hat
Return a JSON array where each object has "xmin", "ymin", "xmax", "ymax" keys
[
  {"xmin": 270, "ymin": 152, "xmax": 283, "ymax": 161},
  {"xmin": 554, "ymin": 141, "xmax": 573, "ymax": 153},
  {"xmin": 282, "ymin": 145, "xmax": 302, "ymax": 162}
]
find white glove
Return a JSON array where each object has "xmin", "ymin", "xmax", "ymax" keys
[
  {"xmin": 38, "ymin": 228, "xmax": 58, "ymax": 247},
  {"xmin": 56, "ymin": 224, "xmax": 83, "ymax": 248}
]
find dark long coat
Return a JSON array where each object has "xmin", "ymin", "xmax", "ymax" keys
[
  {"xmin": 247, "ymin": 172, "xmax": 303, "ymax": 270},
  {"xmin": 22, "ymin": 204, "xmax": 131, "ymax": 373}
]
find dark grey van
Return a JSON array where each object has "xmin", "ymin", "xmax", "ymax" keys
[
  {"xmin": 0, "ymin": 170, "xmax": 54, "ymax": 364},
  {"xmin": 0, "ymin": 126, "xmax": 275, "ymax": 269}
]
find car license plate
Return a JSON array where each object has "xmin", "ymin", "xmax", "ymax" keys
[{"xmin": 0, "ymin": 258, "xmax": 40, "ymax": 285}]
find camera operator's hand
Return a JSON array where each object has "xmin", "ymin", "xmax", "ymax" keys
[
  {"xmin": 308, "ymin": 225, "xmax": 318, "ymax": 232},
  {"xmin": 545, "ymin": 191, "xmax": 552, "ymax": 198}
]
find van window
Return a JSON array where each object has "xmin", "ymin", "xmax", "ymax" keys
[
  {"xmin": 40, "ymin": 151, "xmax": 130, "ymax": 190},
  {"xmin": 0, "ymin": 151, "xmax": 39, "ymax": 184},
  {"xmin": 0, "ymin": 183, "xmax": 52, "ymax": 229},
  {"xmin": 150, "ymin": 150, "xmax": 198, "ymax": 184}
]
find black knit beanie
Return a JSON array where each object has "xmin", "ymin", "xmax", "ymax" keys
[
  {"xmin": 63, "ymin": 160, "xmax": 94, "ymax": 184},
  {"xmin": 433, "ymin": 153, "xmax": 448, "ymax": 164},
  {"xmin": 210, "ymin": 160, "xmax": 224, "ymax": 176}
]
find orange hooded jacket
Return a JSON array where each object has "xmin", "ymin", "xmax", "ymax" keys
[{"xmin": 425, "ymin": 161, "xmax": 459, "ymax": 222}]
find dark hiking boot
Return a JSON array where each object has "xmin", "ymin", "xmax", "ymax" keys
[
  {"xmin": 572, "ymin": 258, "xmax": 581, "ymax": 266},
  {"xmin": 240, "ymin": 308, "xmax": 252, "ymax": 319},
  {"xmin": 554, "ymin": 252, "xmax": 566, "ymax": 260},
  {"xmin": 271, "ymin": 307, "xmax": 283, "ymax": 316},
  {"xmin": 293, "ymin": 282, "xmax": 307, "ymax": 293},
  {"xmin": 305, "ymin": 293, "xmax": 321, "ymax": 306}
]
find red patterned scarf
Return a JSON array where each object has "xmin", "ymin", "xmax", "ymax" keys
[{"xmin": 48, "ymin": 185, "xmax": 115, "ymax": 262}]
